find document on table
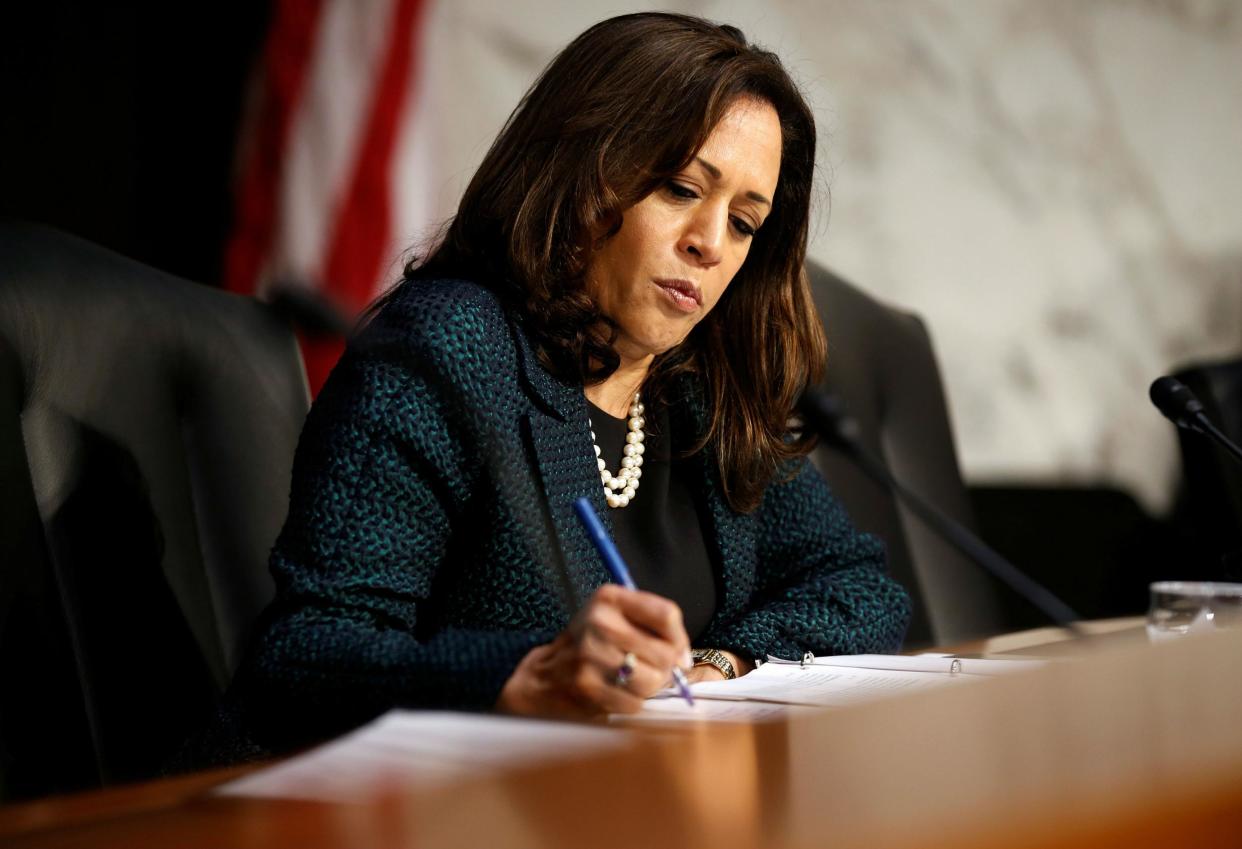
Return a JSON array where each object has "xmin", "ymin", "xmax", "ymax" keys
[
  {"xmin": 618, "ymin": 696, "xmax": 825, "ymax": 724},
  {"xmin": 217, "ymin": 711, "xmax": 629, "ymax": 803},
  {"xmin": 640, "ymin": 653, "xmax": 1046, "ymax": 718},
  {"xmin": 765, "ymin": 653, "xmax": 1048, "ymax": 676},
  {"xmin": 685, "ymin": 663, "xmax": 954, "ymax": 707}
]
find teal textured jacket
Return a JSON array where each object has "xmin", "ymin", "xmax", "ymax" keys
[{"xmin": 233, "ymin": 277, "xmax": 911, "ymax": 748}]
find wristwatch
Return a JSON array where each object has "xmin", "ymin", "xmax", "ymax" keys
[{"xmin": 691, "ymin": 648, "xmax": 737, "ymax": 680}]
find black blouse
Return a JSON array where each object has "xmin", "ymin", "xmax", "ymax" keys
[{"xmin": 587, "ymin": 398, "xmax": 717, "ymax": 641}]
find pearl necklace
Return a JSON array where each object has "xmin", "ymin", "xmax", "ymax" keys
[{"xmin": 589, "ymin": 392, "xmax": 645, "ymax": 508}]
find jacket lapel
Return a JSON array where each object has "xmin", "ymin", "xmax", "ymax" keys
[
  {"xmin": 510, "ymin": 319, "xmax": 612, "ymax": 608},
  {"xmin": 525, "ymin": 410, "xmax": 614, "ymax": 608}
]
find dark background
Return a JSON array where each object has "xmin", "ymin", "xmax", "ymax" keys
[
  {"xmin": 2, "ymin": 1, "xmax": 1226, "ymax": 630},
  {"xmin": 0, "ymin": 2, "xmax": 270, "ymax": 284}
]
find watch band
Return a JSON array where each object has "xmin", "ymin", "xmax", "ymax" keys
[{"xmin": 691, "ymin": 648, "xmax": 737, "ymax": 680}]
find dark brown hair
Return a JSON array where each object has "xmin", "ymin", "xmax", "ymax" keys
[{"xmin": 402, "ymin": 12, "xmax": 825, "ymax": 513}]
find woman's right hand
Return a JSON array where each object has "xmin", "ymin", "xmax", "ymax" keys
[{"xmin": 495, "ymin": 584, "xmax": 692, "ymax": 718}]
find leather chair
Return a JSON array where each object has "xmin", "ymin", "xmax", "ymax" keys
[
  {"xmin": 807, "ymin": 264, "xmax": 1007, "ymax": 647},
  {"xmin": 0, "ymin": 222, "xmax": 309, "ymax": 800}
]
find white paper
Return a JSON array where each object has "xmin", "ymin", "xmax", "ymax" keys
[
  {"xmin": 621, "ymin": 697, "xmax": 824, "ymax": 724},
  {"xmin": 764, "ymin": 653, "xmax": 1047, "ymax": 676},
  {"xmin": 657, "ymin": 663, "xmax": 960, "ymax": 708},
  {"xmin": 216, "ymin": 711, "xmax": 629, "ymax": 803}
]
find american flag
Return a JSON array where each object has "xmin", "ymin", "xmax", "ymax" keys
[{"xmin": 223, "ymin": 0, "xmax": 434, "ymax": 394}]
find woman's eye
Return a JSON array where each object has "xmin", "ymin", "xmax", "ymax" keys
[
  {"xmin": 731, "ymin": 217, "xmax": 756, "ymax": 238},
  {"xmin": 667, "ymin": 182, "xmax": 699, "ymax": 200}
]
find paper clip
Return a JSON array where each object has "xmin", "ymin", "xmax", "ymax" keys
[
  {"xmin": 949, "ymin": 658, "xmax": 962, "ymax": 675},
  {"xmin": 801, "ymin": 651, "xmax": 814, "ymax": 668}
]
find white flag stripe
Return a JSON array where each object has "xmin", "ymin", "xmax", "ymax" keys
[
  {"xmin": 274, "ymin": 0, "xmax": 397, "ymax": 293},
  {"xmin": 384, "ymin": 3, "xmax": 439, "ymax": 296}
]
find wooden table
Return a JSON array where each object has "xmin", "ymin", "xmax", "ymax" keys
[{"xmin": 3, "ymin": 623, "xmax": 1241, "ymax": 849}]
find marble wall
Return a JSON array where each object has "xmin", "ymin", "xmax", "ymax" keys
[{"xmin": 403, "ymin": 0, "xmax": 1242, "ymax": 513}]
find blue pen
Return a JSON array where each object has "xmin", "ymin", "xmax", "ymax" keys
[{"xmin": 573, "ymin": 496, "xmax": 695, "ymax": 707}]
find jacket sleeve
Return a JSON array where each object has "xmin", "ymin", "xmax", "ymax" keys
[
  {"xmin": 700, "ymin": 458, "xmax": 912, "ymax": 662},
  {"xmin": 231, "ymin": 290, "xmax": 556, "ymax": 752}
]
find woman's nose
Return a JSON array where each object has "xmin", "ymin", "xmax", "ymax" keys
[{"xmin": 679, "ymin": 207, "xmax": 725, "ymax": 267}]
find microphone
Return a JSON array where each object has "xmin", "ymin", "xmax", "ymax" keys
[
  {"xmin": 798, "ymin": 387, "xmax": 1083, "ymax": 632},
  {"xmin": 1149, "ymin": 376, "xmax": 1242, "ymax": 466}
]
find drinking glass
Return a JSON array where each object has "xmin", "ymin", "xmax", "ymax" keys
[{"xmin": 1146, "ymin": 581, "xmax": 1242, "ymax": 643}]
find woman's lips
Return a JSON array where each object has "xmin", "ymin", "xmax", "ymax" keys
[{"xmin": 653, "ymin": 279, "xmax": 701, "ymax": 313}]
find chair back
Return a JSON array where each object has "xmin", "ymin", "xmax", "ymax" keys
[
  {"xmin": 0, "ymin": 223, "xmax": 309, "ymax": 799},
  {"xmin": 807, "ymin": 264, "xmax": 1007, "ymax": 647}
]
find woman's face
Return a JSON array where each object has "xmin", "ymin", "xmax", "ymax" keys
[{"xmin": 586, "ymin": 98, "xmax": 783, "ymax": 364}]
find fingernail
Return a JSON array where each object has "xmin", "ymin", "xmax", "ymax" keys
[{"xmin": 682, "ymin": 650, "xmax": 693, "ymax": 669}]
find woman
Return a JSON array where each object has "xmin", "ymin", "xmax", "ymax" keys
[{"xmin": 230, "ymin": 12, "xmax": 910, "ymax": 751}]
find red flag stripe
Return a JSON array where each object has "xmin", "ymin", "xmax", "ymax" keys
[{"xmin": 223, "ymin": 0, "xmax": 327, "ymax": 295}]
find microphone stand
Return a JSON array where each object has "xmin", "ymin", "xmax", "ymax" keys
[
  {"xmin": 1186, "ymin": 413, "xmax": 1242, "ymax": 466},
  {"xmin": 799, "ymin": 389, "xmax": 1085, "ymax": 635},
  {"xmin": 1151, "ymin": 375, "xmax": 1242, "ymax": 581}
]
